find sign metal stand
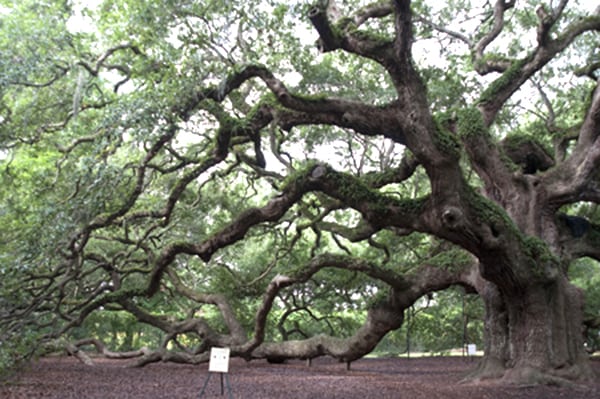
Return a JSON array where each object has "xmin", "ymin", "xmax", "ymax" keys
[{"xmin": 199, "ymin": 347, "xmax": 233, "ymax": 399}]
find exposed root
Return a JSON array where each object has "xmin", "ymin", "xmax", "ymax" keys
[
  {"xmin": 65, "ymin": 338, "xmax": 154, "ymax": 366},
  {"xmin": 460, "ymin": 356, "xmax": 505, "ymax": 383},
  {"xmin": 501, "ymin": 366, "xmax": 577, "ymax": 388},
  {"xmin": 461, "ymin": 358, "xmax": 597, "ymax": 389}
]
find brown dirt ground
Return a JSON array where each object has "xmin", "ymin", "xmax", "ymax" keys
[{"xmin": 1, "ymin": 355, "xmax": 599, "ymax": 399}]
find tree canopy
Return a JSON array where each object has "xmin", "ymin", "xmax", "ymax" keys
[{"xmin": 1, "ymin": 0, "xmax": 599, "ymax": 386}]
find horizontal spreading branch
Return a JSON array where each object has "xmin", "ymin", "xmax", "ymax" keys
[
  {"xmin": 146, "ymin": 163, "xmax": 427, "ymax": 295},
  {"xmin": 249, "ymin": 253, "xmax": 479, "ymax": 362},
  {"xmin": 65, "ymin": 338, "xmax": 152, "ymax": 366},
  {"xmin": 120, "ymin": 252, "xmax": 480, "ymax": 367}
]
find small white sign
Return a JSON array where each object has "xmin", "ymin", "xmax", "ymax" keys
[
  {"xmin": 209, "ymin": 347, "xmax": 230, "ymax": 373},
  {"xmin": 467, "ymin": 344, "xmax": 477, "ymax": 356}
]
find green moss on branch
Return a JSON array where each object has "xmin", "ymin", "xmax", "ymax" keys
[
  {"xmin": 433, "ymin": 114, "xmax": 461, "ymax": 158},
  {"xmin": 280, "ymin": 160, "xmax": 320, "ymax": 190},
  {"xmin": 522, "ymin": 236, "xmax": 559, "ymax": 279},
  {"xmin": 456, "ymin": 107, "xmax": 487, "ymax": 139},
  {"xmin": 478, "ymin": 59, "xmax": 527, "ymax": 105},
  {"xmin": 326, "ymin": 168, "xmax": 426, "ymax": 222}
]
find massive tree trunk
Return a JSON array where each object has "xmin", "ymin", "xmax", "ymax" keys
[
  {"xmin": 473, "ymin": 270, "xmax": 593, "ymax": 384},
  {"xmin": 503, "ymin": 276, "xmax": 592, "ymax": 382}
]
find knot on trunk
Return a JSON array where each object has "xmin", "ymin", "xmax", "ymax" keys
[
  {"xmin": 310, "ymin": 164, "xmax": 328, "ymax": 179},
  {"xmin": 441, "ymin": 206, "xmax": 464, "ymax": 229}
]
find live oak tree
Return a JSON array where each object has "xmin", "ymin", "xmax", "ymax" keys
[{"xmin": 1, "ymin": 0, "xmax": 599, "ymax": 385}]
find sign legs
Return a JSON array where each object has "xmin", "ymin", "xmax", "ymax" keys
[{"xmin": 199, "ymin": 372, "xmax": 233, "ymax": 399}]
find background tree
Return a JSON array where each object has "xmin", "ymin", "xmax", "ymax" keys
[{"xmin": 1, "ymin": 0, "xmax": 599, "ymax": 386}]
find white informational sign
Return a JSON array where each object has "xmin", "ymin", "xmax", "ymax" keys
[
  {"xmin": 467, "ymin": 344, "xmax": 477, "ymax": 356},
  {"xmin": 209, "ymin": 347, "xmax": 231, "ymax": 373}
]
